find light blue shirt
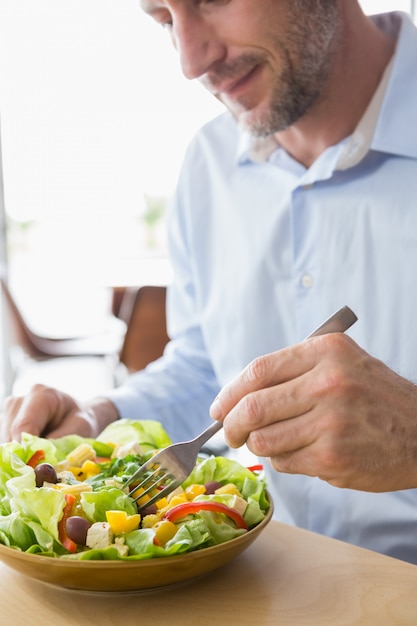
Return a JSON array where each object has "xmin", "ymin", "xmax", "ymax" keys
[{"xmin": 108, "ymin": 12, "xmax": 417, "ymax": 563}]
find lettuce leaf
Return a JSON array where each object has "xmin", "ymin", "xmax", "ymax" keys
[
  {"xmin": 184, "ymin": 457, "xmax": 268, "ymax": 503},
  {"xmin": 96, "ymin": 419, "xmax": 172, "ymax": 450},
  {"xmin": 10, "ymin": 487, "xmax": 65, "ymax": 540},
  {"xmin": 183, "ymin": 456, "xmax": 257, "ymax": 491},
  {"xmin": 80, "ymin": 488, "xmax": 137, "ymax": 523}
]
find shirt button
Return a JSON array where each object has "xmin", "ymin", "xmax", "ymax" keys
[{"xmin": 301, "ymin": 274, "xmax": 314, "ymax": 288}]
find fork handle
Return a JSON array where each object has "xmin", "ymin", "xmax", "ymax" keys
[
  {"xmin": 191, "ymin": 420, "xmax": 223, "ymax": 447},
  {"xmin": 305, "ymin": 305, "xmax": 357, "ymax": 339},
  {"xmin": 199, "ymin": 305, "xmax": 357, "ymax": 445}
]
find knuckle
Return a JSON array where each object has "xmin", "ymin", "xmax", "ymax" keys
[
  {"xmin": 240, "ymin": 392, "xmax": 262, "ymax": 427},
  {"xmin": 311, "ymin": 366, "xmax": 353, "ymax": 404},
  {"xmin": 316, "ymin": 331, "xmax": 351, "ymax": 353},
  {"xmin": 29, "ymin": 383, "xmax": 49, "ymax": 396},
  {"xmin": 247, "ymin": 428, "xmax": 268, "ymax": 455},
  {"xmin": 318, "ymin": 447, "xmax": 342, "ymax": 474},
  {"xmin": 244, "ymin": 355, "xmax": 269, "ymax": 387}
]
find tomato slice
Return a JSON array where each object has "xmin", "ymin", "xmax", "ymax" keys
[
  {"xmin": 163, "ymin": 501, "xmax": 248, "ymax": 529},
  {"xmin": 95, "ymin": 456, "xmax": 111, "ymax": 464}
]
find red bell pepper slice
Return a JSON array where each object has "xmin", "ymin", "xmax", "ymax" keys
[
  {"xmin": 163, "ymin": 501, "xmax": 248, "ymax": 530},
  {"xmin": 27, "ymin": 450, "xmax": 46, "ymax": 468},
  {"xmin": 247, "ymin": 464, "xmax": 264, "ymax": 473},
  {"xmin": 95, "ymin": 456, "xmax": 111, "ymax": 464},
  {"xmin": 58, "ymin": 494, "xmax": 77, "ymax": 553}
]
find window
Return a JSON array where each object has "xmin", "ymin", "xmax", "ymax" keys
[
  {"xmin": 0, "ymin": 0, "xmax": 224, "ymax": 360},
  {"xmin": 0, "ymin": 1, "xmax": 223, "ymax": 291}
]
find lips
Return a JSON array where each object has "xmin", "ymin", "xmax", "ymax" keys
[{"xmin": 204, "ymin": 63, "xmax": 261, "ymax": 99}]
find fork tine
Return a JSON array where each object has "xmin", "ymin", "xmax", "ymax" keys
[
  {"xmin": 135, "ymin": 479, "xmax": 183, "ymax": 512},
  {"xmin": 130, "ymin": 468, "xmax": 172, "ymax": 501},
  {"xmin": 123, "ymin": 450, "xmax": 165, "ymax": 490}
]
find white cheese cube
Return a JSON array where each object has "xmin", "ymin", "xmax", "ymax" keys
[
  {"xmin": 86, "ymin": 522, "xmax": 115, "ymax": 550},
  {"xmin": 230, "ymin": 495, "xmax": 248, "ymax": 517}
]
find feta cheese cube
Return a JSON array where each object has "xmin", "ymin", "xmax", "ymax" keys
[{"xmin": 86, "ymin": 522, "xmax": 115, "ymax": 550}]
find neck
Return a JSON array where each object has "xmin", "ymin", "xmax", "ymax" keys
[{"xmin": 275, "ymin": 7, "xmax": 396, "ymax": 168}]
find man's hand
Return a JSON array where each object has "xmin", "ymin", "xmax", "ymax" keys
[
  {"xmin": 210, "ymin": 333, "xmax": 417, "ymax": 492},
  {"xmin": 1, "ymin": 384, "xmax": 119, "ymax": 442}
]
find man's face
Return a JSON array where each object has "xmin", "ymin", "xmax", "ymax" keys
[{"xmin": 141, "ymin": 0, "xmax": 341, "ymax": 136}]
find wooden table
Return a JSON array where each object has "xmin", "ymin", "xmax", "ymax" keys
[{"xmin": 1, "ymin": 521, "xmax": 416, "ymax": 625}]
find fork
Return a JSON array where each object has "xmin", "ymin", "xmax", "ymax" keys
[{"xmin": 125, "ymin": 305, "xmax": 358, "ymax": 511}]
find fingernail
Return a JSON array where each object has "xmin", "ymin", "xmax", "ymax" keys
[{"xmin": 209, "ymin": 398, "xmax": 223, "ymax": 421}]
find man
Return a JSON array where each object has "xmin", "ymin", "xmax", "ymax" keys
[{"xmin": 4, "ymin": 2, "xmax": 417, "ymax": 562}]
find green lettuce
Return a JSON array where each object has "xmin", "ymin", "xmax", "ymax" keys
[
  {"xmin": 80, "ymin": 488, "xmax": 137, "ymax": 523},
  {"xmin": 0, "ymin": 420, "xmax": 269, "ymax": 560},
  {"xmin": 10, "ymin": 487, "xmax": 65, "ymax": 540},
  {"xmin": 96, "ymin": 419, "xmax": 172, "ymax": 450},
  {"xmin": 182, "ymin": 456, "xmax": 269, "ymax": 526}
]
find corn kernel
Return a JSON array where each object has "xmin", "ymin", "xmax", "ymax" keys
[
  {"xmin": 53, "ymin": 482, "xmax": 93, "ymax": 496},
  {"xmin": 66, "ymin": 443, "xmax": 96, "ymax": 467},
  {"xmin": 185, "ymin": 484, "xmax": 206, "ymax": 500},
  {"xmin": 154, "ymin": 520, "xmax": 178, "ymax": 546},
  {"xmin": 141, "ymin": 514, "xmax": 159, "ymax": 528}
]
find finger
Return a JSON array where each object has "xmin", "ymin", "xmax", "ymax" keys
[
  {"xmin": 262, "ymin": 406, "xmax": 359, "ymax": 485},
  {"xmin": 243, "ymin": 407, "xmax": 319, "ymax": 457},
  {"xmin": 222, "ymin": 373, "xmax": 314, "ymax": 448},
  {"xmin": 210, "ymin": 337, "xmax": 324, "ymax": 422},
  {"xmin": 45, "ymin": 410, "xmax": 97, "ymax": 439},
  {"xmin": 268, "ymin": 444, "xmax": 353, "ymax": 487},
  {"xmin": 269, "ymin": 447, "xmax": 323, "ymax": 479},
  {"xmin": 8, "ymin": 384, "xmax": 64, "ymax": 440}
]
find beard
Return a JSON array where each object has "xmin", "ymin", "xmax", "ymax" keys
[{"xmin": 207, "ymin": 1, "xmax": 342, "ymax": 137}]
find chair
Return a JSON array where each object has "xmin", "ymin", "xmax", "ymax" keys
[
  {"xmin": 0, "ymin": 276, "xmax": 126, "ymax": 394},
  {"xmin": 114, "ymin": 285, "xmax": 169, "ymax": 374},
  {"xmin": 112, "ymin": 283, "xmax": 229, "ymax": 457}
]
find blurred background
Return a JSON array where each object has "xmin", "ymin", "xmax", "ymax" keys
[{"xmin": 0, "ymin": 0, "xmax": 415, "ymax": 402}]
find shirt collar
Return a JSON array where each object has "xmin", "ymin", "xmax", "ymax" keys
[
  {"xmin": 371, "ymin": 12, "xmax": 417, "ymax": 159},
  {"xmin": 335, "ymin": 55, "xmax": 393, "ymax": 171},
  {"xmin": 237, "ymin": 11, "xmax": 417, "ymax": 168}
]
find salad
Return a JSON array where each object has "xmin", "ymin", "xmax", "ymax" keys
[{"xmin": 0, "ymin": 419, "xmax": 270, "ymax": 560}]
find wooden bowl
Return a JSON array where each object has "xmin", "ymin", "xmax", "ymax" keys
[{"xmin": 0, "ymin": 499, "xmax": 273, "ymax": 593}]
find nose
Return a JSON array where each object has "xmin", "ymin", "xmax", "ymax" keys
[{"xmin": 170, "ymin": 12, "xmax": 226, "ymax": 80}]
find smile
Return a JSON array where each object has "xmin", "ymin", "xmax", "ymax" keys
[{"xmin": 209, "ymin": 64, "xmax": 263, "ymax": 101}]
